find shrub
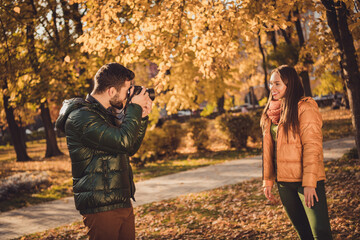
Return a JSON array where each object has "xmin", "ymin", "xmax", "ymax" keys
[
  {"xmin": 161, "ymin": 120, "xmax": 184, "ymax": 155},
  {"xmin": 132, "ymin": 128, "xmax": 167, "ymax": 167},
  {"xmin": 0, "ymin": 133, "xmax": 12, "ymax": 145},
  {"xmin": 200, "ymin": 103, "xmax": 215, "ymax": 117},
  {"xmin": 0, "ymin": 171, "xmax": 50, "ymax": 201},
  {"xmin": 248, "ymin": 109, "xmax": 263, "ymax": 143},
  {"xmin": 258, "ymin": 97, "xmax": 268, "ymax": 107},
  {"xmin": 216, "ymin": 113, "xmax": 253, "ymax": 149},
  {"xmin": 28, "ymin": 130, "xmax": 46, "ymax": 141},
  {"xmin": 131, "ymin": 120, "xmax": 184, "ymax": 167},
  {"xmin": 188, "ymin": 118, "xmax": 209, "ymax": 151}
]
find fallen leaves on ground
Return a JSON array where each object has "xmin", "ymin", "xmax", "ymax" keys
[
  {"xmin": 19, "ymin": 151, "xmax": 360, "ymax": 240},
  {"xmin": 1, "ymin": 109, "xmax": 352, "ymax": 212}
]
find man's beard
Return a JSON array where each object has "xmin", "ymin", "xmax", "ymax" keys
[{"xmin": 109, "ymin": 93, "xmax": 124, "ymax": 110}]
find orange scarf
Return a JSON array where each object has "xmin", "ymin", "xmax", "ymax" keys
[{"xmin": 267, "ymin": 100, "xmax": 282, "ymax": 125}]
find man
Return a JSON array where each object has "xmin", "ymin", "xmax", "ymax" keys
[{"xmin": 55, "ymin": 63, "xmax": 152, "ymax": 239}]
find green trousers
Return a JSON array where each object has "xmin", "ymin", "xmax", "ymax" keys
[{"xmin": 277, "ymin": 181, "xmax": 333, "ymax": 240}]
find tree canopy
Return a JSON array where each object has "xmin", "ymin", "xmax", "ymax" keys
[{"xmin": 2, "ymin": 0, "xmax": 360, "ymax": 159}]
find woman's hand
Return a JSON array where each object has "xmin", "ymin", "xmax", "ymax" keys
[
  {"xmin": 264, "ymin": 186, "xmax": 275, "ymax": 202},
  {"xmin": 304, "ymin": 187, "xmax": 319, "ymax": 208}
]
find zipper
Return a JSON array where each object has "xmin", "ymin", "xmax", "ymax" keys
[
  {"xmin": 102, "ymin": 158, "xmax": 109, "ymax": 193},
  {"xmin": 127, "ymin": 156, "xmax": 136, "ymax": 201},
  {"xmin": 275, "ymin": 121, "xmax": 283, "ymax": 178}
]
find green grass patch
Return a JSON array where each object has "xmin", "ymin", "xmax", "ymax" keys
[
  {"xmin": 0, "ymin": 179, "xmax": 73, "ymax": 212},
  {"xmin": 32, "ymin": 179, "xmax": 73, "ymax": 200},
  {"xmin": 133, "ymin": 147, "xmax": 261, "ymax": 182}
]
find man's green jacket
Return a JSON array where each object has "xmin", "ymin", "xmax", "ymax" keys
[{"xmin": 55, "ymin": 97, "xmax": 148, "ymax": 215}]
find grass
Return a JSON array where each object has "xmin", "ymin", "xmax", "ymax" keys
[
  {"xmin": 0, "ymin": 108, "xmax": 354, "ymax": 212},
  {"xmin": 0, "ymin": 138, "xmax": 68, "ymax": 163},
  {"xmin": 134, "ymin": 148, "xmax": 262, "ymax": 182},
  {"xmin": 18, "ymin": 148, "xmax": 359, "ymax": 240}
]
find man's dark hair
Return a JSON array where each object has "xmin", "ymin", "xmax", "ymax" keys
[{"xmin": 93, "ymin": 63, "xmax": 135, "ymax": 94}]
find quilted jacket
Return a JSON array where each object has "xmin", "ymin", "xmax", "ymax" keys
[
  {"xmin": 55, "ymin": 97, "xmax": 148, "ymax": 214},
  {"xmin": 262, "ymin": 97, "xmax": 326, "ymax": 188}
]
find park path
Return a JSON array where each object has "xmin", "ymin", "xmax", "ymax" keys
[{"xmin": 0, "ymin": 136, "xmax": 356, "ymax": 240}]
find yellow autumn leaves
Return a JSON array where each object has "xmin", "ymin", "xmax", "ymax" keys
[{"xmin": 71, "ymin": 0, "xmax": 360, "ymax": 113}]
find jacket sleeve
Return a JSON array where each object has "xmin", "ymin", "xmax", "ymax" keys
[
  {"xmin": 299, "ymin": 102, "xmax": 323, "ymax": 188},
  {"xmin": 128, "ymin": 116, "xmax": 148, "ymax": 156},
  {"xmin": 77, "ymin": 104, "xmax": 143, "ymax": 154},
  {"xmin": 262, "ymin": 120, "xmax": 276, "ymax": 187}
]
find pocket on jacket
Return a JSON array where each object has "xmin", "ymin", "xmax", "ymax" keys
[
  {"xmin": 277, "ymin": 161, "xmax": 302, "ymax": 180},
  {"xmin": 278, "ymin": 143, "xmax": 302, "ymax": 162},
  {"xmin": 277, "ymin": 144, "xmax": 303, "ymax": 180}
]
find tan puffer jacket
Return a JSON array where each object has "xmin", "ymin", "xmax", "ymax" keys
[{"xmin": 262, "ymin": 97, "xmax": 326, "ymax": 188}]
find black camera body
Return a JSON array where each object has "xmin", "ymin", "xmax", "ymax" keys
[{"xmin": 130, "ymin": 85, "xmax": 155, "ymax": 101}]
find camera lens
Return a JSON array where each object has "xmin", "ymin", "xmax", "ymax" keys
[
  {"xmin": 147, "ymin": 88, "xmax": 155, "ymax": 101},
  {"xmin": 130, "ymin": 86, "xmax": 155, "ymax": 101}
]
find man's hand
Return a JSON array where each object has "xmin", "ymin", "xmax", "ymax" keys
[
  {"xmin": 131, "ymin": 87, "xmax": 152, "ymax": 118},
  {"xmin": 141, "ymin": 98, "xmax": 152, "ymax": 118},
  {"xmin": 304, "ymin": 187, "xmax": 319, "ymax": 208}
]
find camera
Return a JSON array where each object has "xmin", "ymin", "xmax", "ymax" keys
[{"xmin": 129, "ymin": 85, "xmax": 155, "ymax": 101}]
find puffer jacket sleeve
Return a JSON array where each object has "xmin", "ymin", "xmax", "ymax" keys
[
  {"xmin": 299, "ymin": 101, "xmax": 323, "ymax": 188},
  {"xmin": 128, "ymin": 116, "xmax": 148, "ymax": 156},
  {"xmin": 77, "ymin": 104, "xmax": 143, "ymax": 154},
  {"xmin": 262, "ymin": 118, "xmax": 276, "ymax": 187}
]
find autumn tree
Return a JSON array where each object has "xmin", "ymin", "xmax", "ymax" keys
[
  {"xmin": 0, "ymin": 2, "xmax": 31, "ymax": 161},
  {"xmin": 74, "ymin": 0, "xmax": 295, "ymax": 114},
  {"xmin": 0, "ymin": 0, "xmax": 90, "ymax": 159},
  {"xmin": 65, "ymin": 0, "xmax": 360, "ymax": 162},
  {"xmin": 321, "ymin": 0, "xmax": 360, "ymax": 159},
  {"xmin": 22, "ymin": 0, "xmax": 63, "ymax": 158},
  {"xmin": 22, "ymin": 0, "xmax": 91, "ymax": 158}
]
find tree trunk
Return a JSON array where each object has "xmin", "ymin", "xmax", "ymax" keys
[
  {"xmin": 322, "ymin": 0, "xmax": 360, "ymax": 159},
  {"xmin": 258, "ymin": 33, "xmax": 270, "ymax": 97},
  {"xmin": 70, "ymin": 3, "xmax": 84, "ymax": 36},
  {"xmin": 294, "ymin": 8, "xmax": 312, "ymax": 97},
  {"xmin": 250, "ymin": 87, "xmax": 257, "ymax": 109},
  {"xmin": 217, "ymin": 95, "xmax": 225, "ymax": 114},
  {"xmin": 299, "ymin": 71, "xmax": 312, "ymax": 97},
  {"xmin": 18, "ymin": 115, "xmax": 27, "ymax": 150},
  {"xmin": 2, "ymin": 86, "xmax": 31, "ymax": 162},
  {"xmin": 321, "ymin": 1, "xmax": 350, "ymax": 109},
  {"xmin": 280, "ymin": 29, "xmax": 292, "ymax": 45},
  {"xmin": 26, "ymin": 9, "xmax": 63, "ymax": 158},
  {"xmin": 40, "ymin": 101, "xmax": 63, "ymax": 158},
  {"xmin": 60, "ymin": 0, "xmax": 70, "ymax": 45},
  {"xmin": 280, "ymin": 13, "xmax": 293, "ymax": 45},
  {"xmin": 342, "ymin": 85, "xmax": 350, "ymax": 109},
  {"xmin": 267, "ymin": 30, "xmax": 277, "ymax": 51}
]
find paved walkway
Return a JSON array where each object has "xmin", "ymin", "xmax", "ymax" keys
[{"xmin": 0, "ymin": 137, "xmax": 355, "ymax": 240}]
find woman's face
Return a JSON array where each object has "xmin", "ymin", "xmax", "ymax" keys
[{"xmin": 269, "ymin": 72, "xmax": 287, "ymax": 100}]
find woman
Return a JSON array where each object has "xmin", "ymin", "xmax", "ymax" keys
[{"xmin": 260, "ymin": 65, "xmax": 332, "ymax": 240}]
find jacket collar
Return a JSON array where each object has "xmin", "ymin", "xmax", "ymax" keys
[
  {"xmin": 86, "ymin": 94, "xmax": 124, "ymax": 125},
  {"xmin": 86, "ymin": 94, "xmax": 118, "ymax": 116}
]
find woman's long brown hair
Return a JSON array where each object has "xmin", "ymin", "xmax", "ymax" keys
[{"xmin": 260, "ymin": 65, "xmax": 305, "ymax": 138}]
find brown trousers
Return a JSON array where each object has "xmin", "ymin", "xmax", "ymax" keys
[{"xmin": 83, "ymin": 207, "xmax": 135, "ymax": 240}]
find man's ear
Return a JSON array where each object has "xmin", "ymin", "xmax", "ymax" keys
[{"xmin": 108, "ymin": 87, "xmax": 117, "ymax": 98}]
